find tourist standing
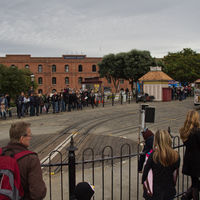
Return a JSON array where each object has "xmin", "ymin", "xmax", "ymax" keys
[{"xmin": 180, "ymin": 110, "xmax": 200, "ymax": 200}]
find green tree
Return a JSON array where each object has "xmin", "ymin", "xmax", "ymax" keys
[
  {"xmin": 123, "ymin": 49, "xmax": 155, "ymax": 93},
  {"xmin": 98, "ymin": 53, "xmax": 125, "ymax": 92},
  {"xmin": 163, "ymin": 48, "xmax": 200, "ymax": 83},
  {"xmin": 0, "ymin": 64, "xmax": 36, "ymax": 99}
]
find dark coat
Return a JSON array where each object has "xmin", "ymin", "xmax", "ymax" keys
[
  {"xmin": 182, "ymin": 128, "xmax": 200, "ymax": 177},
  {"xmin": 3, "ymin": 142, "xmax": 46, "ymax": 200},
  {"xmin": 138, "ymin": 135, "xmax": 154, "ymax": 171},
  {"xmin": 142, "ymin": 152, "xmax": 180, "ymax": 200}
]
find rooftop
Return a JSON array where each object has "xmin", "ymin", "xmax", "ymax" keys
[{"xmin": 139, "ymin": 66, "xmax": 173, "ymax": 81}]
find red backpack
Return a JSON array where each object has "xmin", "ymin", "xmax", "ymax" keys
[{"xmin": 0, "ymin": 148, "xmax": 35, "ymax": 200}]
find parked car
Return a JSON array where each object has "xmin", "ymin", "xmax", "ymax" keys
[{"xmin": 136, "ymin": 93, "xmax": 154, "ymax": 103}]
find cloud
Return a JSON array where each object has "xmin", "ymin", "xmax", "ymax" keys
[{"xmin": 0, "ymin": 0, "xmax": 200, "ymax": 58}]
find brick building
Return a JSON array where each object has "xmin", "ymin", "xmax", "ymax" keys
[{"xmin": 0, "ymin": 54, "xmax": 130, "ymax": 94}]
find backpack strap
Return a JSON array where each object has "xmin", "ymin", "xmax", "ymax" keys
[{"xmin": 14, "ymin": 150, "xmax": 36, "ymax": 161}]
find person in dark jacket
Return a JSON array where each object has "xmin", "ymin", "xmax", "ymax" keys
[
  {"xmin": 180, "ymin": 110, "xmax": 200, "ymax": 200},
  {"xmin": 138, "ymin": 128, "xmax": 154, "ymax": 172},
  {"xmin": 5, "ymin": 93, "xmax": 12, "ymax": 117},
  {"xmin": 74, "ymin": 182, "xmax": 94, "ymax": 200},
  {"xmin": 142, "ymin": 130, "xmax": 180, "ymax": 200},
  {"xmin": 29, "ymin": 93, "xmax": 35, "ymax": 116},
  {"xmin": 68, "ymin": 90, "xmax": 73, "ymax": 112},
  {"xmin": 2, "ymin": 121, "xmax": 46, "ymax": 200},
  {"xmin": 34, "ymin": 93, "xmax": 40, "ymax": 116},
  {"xmin": 16, "ymin": 92, "xmax": 25, "ymax": 118}
]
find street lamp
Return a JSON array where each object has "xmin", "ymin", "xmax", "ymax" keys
[{"xmin": 30, "ymin": 74, "xmax": 35, "ymax": 86}]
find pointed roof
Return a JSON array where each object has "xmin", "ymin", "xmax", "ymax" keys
[
  {"xmin": 195, "ymin": 79, "xmax": 200, "ymax": 83},
  {"xmin": 139, "ymin": 66, "xmax": 173, "ymax": 81}
]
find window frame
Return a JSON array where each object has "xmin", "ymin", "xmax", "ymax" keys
[
  {"xmin": 52, "ymin": 64, "xmax": 56, "ymax": 73},
  {"xmin": 65, "ymin": 77, "xmax": 69, "ymax": 85},
  {"xmin": 25, "ymin": 64, "xmax": 29, "ymax": 69},
  {"xmin": 65, "ymin": 64, "xmax": 69, "ymax": 72},
  {"xmin": 52, "ymin": 77, "xmax": 56, "ymax": 85},
  {"xmin": 38, "ymin": 64, "xmax": 43, "ymax": 73},
  {"xmin": 78, "ymin": 77, "xmax": 82, "ymax": 84},
  {"xmin": 78, "ymin": 64, "xmax": 83, "ymax": 72},
  {"xmin": 92, "ymin": 65, "xmax": 96, "ymax": 72},
  {"xmin": 38, "ymin": 77, "xmax": 43, "ymax": 85}
]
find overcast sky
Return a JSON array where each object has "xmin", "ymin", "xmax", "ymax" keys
[{"xmin": 0, "ymin": 0, "xmax": 199, "ymax": 58}]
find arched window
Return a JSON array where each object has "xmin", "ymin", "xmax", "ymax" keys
[
  {"xmin": 65, "ymin": 65, "xmax": 69, "ymax": 72},
  {"xmin": 10, "ymin": 64, "xmax": 16, "ymax": 68},
  {"xmin": 38, "ymin": 77, "xmax": 43, "ymax": 85},
  {"xmin": 92, "ymin": 65, "xmax": 96, "ymax": 72},
  {"xmin": 25, "ymin": 64, "xmax": 29, "ymax": 69},
  {"xmin": 78, "ymin": 64, "xmax": 82, "ymax": 72},
  {"xmin": 52, "ymin": 64, "xmax": 56, "ymax": 72},
  {"xmin": 52, "ymin": 77, "xmax": 56, "ymax": 85},
  {"xmin": 65, "ymin": 77, "xmax": 69, "ymax": 84},
  {"xmin": 38, "ymin": 89, "xmax": 43, "ymax": 94},
  {"xmin": 38, "ymin": 65, "xmax": 43, "ymax": 73},
  {"xmin": 78, "ymin": 77, "xmax": 82, "ymax": 84}
]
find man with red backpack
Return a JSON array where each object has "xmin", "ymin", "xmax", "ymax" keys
[{"xmin": 0, "ymin": 121, "xmax": 46, "ymax": 200}]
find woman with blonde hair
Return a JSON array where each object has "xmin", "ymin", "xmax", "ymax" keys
[
  {"xmin": 142, "ymin": 130, "xmax": 180, "ymax": 200},
  {"xmin": 180, "ymin": 110, "xmax": 200, "ymax": 200}
]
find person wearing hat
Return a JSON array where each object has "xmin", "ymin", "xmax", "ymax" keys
[
  {"xmin": 138, "ymin": 128, "xmax": 154, "ymax": 173},
  {"xmin": 74, "ymin": 182, "xmax": 95, "ymax": 200}
]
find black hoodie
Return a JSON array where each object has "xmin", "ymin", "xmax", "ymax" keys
[{"xmin": 74, "ymin": 182, "xmax": 94, "ymax": 200}]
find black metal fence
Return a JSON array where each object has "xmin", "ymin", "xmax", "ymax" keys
[{"xmin": 41, "ymin": 135, "xmax": 189, "ymax": 200}]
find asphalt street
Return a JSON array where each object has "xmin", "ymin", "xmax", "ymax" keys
[{"xmin": 0, "ymin": 97, "xmax": 195, "ymax": 200}]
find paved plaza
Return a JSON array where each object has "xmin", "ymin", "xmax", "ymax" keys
[{"xmin": 0, "ymin": 97, "xmax": 195, "ymax": 151}]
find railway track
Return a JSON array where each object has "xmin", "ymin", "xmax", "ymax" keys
[{"xmin": 40, "ymin": 108, "xmax": 188, "ymax": 174}]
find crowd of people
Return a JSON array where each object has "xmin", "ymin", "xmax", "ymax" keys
[
  {"xmin": 0, "ymin": 87, "xmax": 107, "ymax": 120},
  {"xmin": 171, "ymin": 85, "xmax": 193, "ymax": 101},
  {"xmin": 0, "ymin": 84, "xmax": 193, "ymax": 120}
]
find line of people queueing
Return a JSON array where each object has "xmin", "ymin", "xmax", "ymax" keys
[{"xmin": 0, "ymin": 87, "xmax": 103, "ymax": 119}]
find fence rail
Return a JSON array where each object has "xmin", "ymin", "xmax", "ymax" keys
[{"xmin": 41, "ymin": 135, "xmax": 189, "ymax": 200}]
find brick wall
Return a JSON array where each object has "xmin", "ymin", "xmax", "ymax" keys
[{"xmin": 0, "ymin": 54, "xmax": 131, "ymax": 94}]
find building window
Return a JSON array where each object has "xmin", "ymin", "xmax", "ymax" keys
[
  {"xmin": 52, "ymin": 77, "xmax": 56, "ymax": 85},
  {"xmin": 65, "ymin": 77, "xmax": 69, "ymax": 84},
  {"xmin": 78, "ymin": 77, "xmax": 82, "ymax": 84},
  {"xmin": 52, "ymin": 89, "xmax": 56, "ymax": 93},
  {"xmin": 119, "ymin": 79, "xmax": 124, "ymax": 84},
  {"xmin": 38, "ymin": 89, "xmax": 43, "ymax": 94},
  {"xmin": 10, "ymin": 64, "xmax": 16, "ymax": 68},
  {"xmin": 65, "ymin": 65, "xmax": 69, "ymax": 72},
  {"xmin": 92, "ymin": 65, "xmax": 96, "ymax": 72},
  {"xmin": 78, "ymin": 64, "xmax": 82, "ymax": 72},
  {"xmin": 38, "ymin": 65, "xmax": 43, "ymax": 73},
  {"xmin": 52, "ymin": 65, "xmax": 56, "ymax": 72},
  {"xmin": 25, "ymin": 64, "xmax": 29, "ymax": 69},
  {"xmin": 38, "ymin": 77, "xmax": 43, "ymax": 85},
  {"xmin": 107, "ymin": 78, "xmax": 111, "ymax": 84}
]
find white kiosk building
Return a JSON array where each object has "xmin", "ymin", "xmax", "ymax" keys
[{"xmin": 139, "ymin": 66, "xmax": 173, "ymax": 101}]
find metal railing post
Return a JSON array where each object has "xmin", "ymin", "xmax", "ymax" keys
[
  {"xmin": 67, "ymin": 136, "xmax": 77, "ymax": 200},
  {"xmin": 103, "ymin": 93, "xmax": 105, "ymax": 107},
  {"xmin": 112, "ymin": 93, "xmax": 114, "ymax": 106}
]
